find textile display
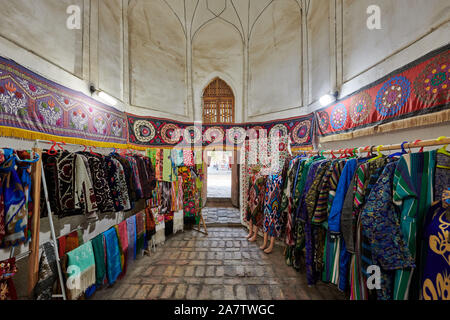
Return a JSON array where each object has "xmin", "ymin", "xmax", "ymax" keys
[
  {"xmin": 0, "ymin": 57, "xmax": 127, "ymax": 148},
  {"xmin": 91, "ymin": 234, "xmax": 106, "ymax": 287},
  {"xmin": 126, "ymin": 113, "xmax": 314, "ymax": 150},
  {"xmin": 173, "ymin": 210, "xmax": 184, "ymax": 234},
  {"xmin": 0, "ymin": 148, "xmax": 38, "ymax": 247},
  {"xmin": 104, "ymin": 228, "xmax": 122, "ymax": 285},
  {"xmin": 33, "ymin": 241, "xmax": 58, "ymax": 300},
  {"xmin": 421, "ymin": 192, "xmax": 450, "ymax": 300},
  {"xmin": 315, "ymin": 44, "xmax": 450, "ymax": 138},
  {"xmin": 0, "ymin": 257, "xmax": 17, "ymax": 300},
  {"xmin": 66, "ymin": 242, "xmax": 96, "ymax": 300}
]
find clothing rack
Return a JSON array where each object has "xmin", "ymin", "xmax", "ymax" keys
[{"xmin": 298, "ymin": 136, "xmax": 450, "ymax": 155}]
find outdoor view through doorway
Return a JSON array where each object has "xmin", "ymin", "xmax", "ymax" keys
[{"xmin": 207, "ymin": 150, "xmax": 232, "ymax": 198}]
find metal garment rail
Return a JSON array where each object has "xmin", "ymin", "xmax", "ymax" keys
[{"xmin": 300, "ymin": 136, "xmax": 450, "ymax": 155}]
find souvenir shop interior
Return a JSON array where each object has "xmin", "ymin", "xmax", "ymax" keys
[{"xmin": 0, "ymin": 0, "xmax": 449, "ymax": 301}]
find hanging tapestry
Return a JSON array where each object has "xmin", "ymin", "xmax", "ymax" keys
[
  {"xmin": 0, "ymin": 57, "xmax": 127, "ymax": 148},
  {"xmin": 66, "ymin": 241, "xmax": 96, "ymax": 300},
  {"xmin": 315, "ymin": 44, "xmax": 450, "ymax": 138},
  {"xmin": 104, "ymin": 228, "xmax": 122, "ymax": 285},
  {"xmin": 126, "ymin": 113, "xmax": 314, "ymax": 150}
]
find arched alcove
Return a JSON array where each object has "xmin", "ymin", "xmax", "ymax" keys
[{"xmin": 202, "ymin": 77, "xmax": 235, "ymax": 123}]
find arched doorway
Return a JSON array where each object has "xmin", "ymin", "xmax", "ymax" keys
[{"xmin": 202, "ymin": 78, "xmax": 240, "ymax": 222}]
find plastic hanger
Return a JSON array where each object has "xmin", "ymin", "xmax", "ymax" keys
[
  {"xmin": 82, "ymin": 145, "xmax": 88, "ymax": 152},
  {"xmin": 411, "ymin": 140, "xmax": 424, "ymax": 153},
  {"xmin": 47, "ymin": 140, "xmax": 58, "ymax": 155},
  {"xmin": 330, "ymin": 150, "xmax": 337, "ymax": 159},
  {"xmin": 436, "ymin": 136, "xmax": 450, "ymax": 169},
  {"xmin": 364, "ymin": 146, "xmax": 373, "ymax": 158},
  {"xmin": 389, "ymin": 141, "xmax": 408, "ymax": 158},
  {"xmin": 368, "ymin": 145, "xmax": 383, "ymax": 163},
  {"xmin": 89, "ymin": 146, "xmax": 101, "ymax": 157}
]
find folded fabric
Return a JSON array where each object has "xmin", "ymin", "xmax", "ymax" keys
[
  {"xmin": 126, "ymin": 215, "xmax": 137, "ymax": 261},
  {"xmin": 33, "ymin": 241, "xmax": 58, "ymax": 300},
  {"xmin": 58, "ymin": 230, "xmax": 83, "ymax": 258},
  {"xmin": 104, "ymin": 228, "xmax": 122, "ymax": 285},
  {"xmin": 91, "ymin": 234, "xmax": 106, "ymax": 287},
  {"xmin": 162, "ymin": 149, "xmax": 172, "ymax": 182},
  {"xmin": 66, "ymin": 242, "xmax": 96, "ymax": 300}
]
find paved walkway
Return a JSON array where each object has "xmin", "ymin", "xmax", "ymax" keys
[
  {"xmin": 91, "ymin": 227, "xmax": 345, "ymax": 300},
  {"xmin": 207, "ymin": 168, "xmax": 231, "ymax": 198},
  {"xmin": 203, "ymin": 207, "xmax": 241, "ymax": 225}
]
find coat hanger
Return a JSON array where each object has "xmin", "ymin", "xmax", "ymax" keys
[
  {"xmin": 389, "ymin": 141, "xmax": 408, "ymax": 158},
  {"xmin": 436, "ymin": 136, "xmax": 450, "ymax": 169},
  {"xmin": 47, "ymin": 140, "xmax": 58, "ymax": 155},
  {"xmin": 330, "ymin": 150, "xmax": 337, "ymax": 159},
  {"xmin": 412, "ymin": 140, "xmax": 424, "ymax": 153},
  {"xmin": 368, "ymin": 145, "xmax": 383, "ymax": 163},
  {"xmin": 89, "ymin": 146, "xmax": 101, "ymax": 157}
]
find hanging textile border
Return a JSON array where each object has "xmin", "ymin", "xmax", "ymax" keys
[
  {"xmin": 126, "ymin": 112, "xmax": 315, "ymax": 149},
  {"xmin": 315, "ymin": 43, "xmax": 450, "ymax": 139},
  {"xmin": 0, "ymin": 56, "xmax": 128, "ymax": 148}
]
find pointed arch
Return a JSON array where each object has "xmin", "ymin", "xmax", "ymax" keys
[{"xmin": 202, "ymin": 78, "xmax": 235, "ymax": 123}]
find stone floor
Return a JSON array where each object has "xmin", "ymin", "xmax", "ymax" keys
[
  {"xmin": 91, "ymin": 227, "xmax": 345, "ymax": 300},
  {"xmin": 203, "ymin": 207, "xmax": 241, "ymax": 226},
  {"xmin": 207, "ymin": 169, "xmax": 231, "ymax": 198}
]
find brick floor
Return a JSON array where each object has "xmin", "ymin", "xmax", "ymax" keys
[{"xmin": 91, "ymin": 227, "xmax": 345, "ymax": 300}]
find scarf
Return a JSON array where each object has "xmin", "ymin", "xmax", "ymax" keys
[
  {"xmin": 183, "ymin": 149, "xmax": 194, "ymax": 167},
  {"xmin": 91, "ymin": 234, "xmax": 106, "ymax": 287},
  {"xmin": 74, "ymin": 154, "xmax": 98, "ymax": 218},
  {"xmin": 145, "ymin": 206, "xmax": 156, "ymax": 240},
  {"xmin": 117, "ymin": 221, "xmax": 128, "ymax": 277},
  {"xmin": 136, "ymin": 212, "xmax": 145, "ymax": 255},
  {"xmin": 135, "ymin": 156, "xmax": 153, "ymax": 199},
  {"xmin": 112, "ymin": 154, "xmax": 137, "ymax": 204},
  {"xmin": 160, "ymin": 182, "xmax": 172, "ymax": 214},
  {"xmin": 66, "ymin": 241, "xmax": 96, "ymax": 300},
  {"xmin": 104, "ymin": 228, "xmax": 122, "ymax": 285},
  {"xmin": 155, "ymin": 149, "xmax": 163, "ymax": 181},
  {"xmin": 126, "ymin": 215, "xmax": 137, "ymax": 260},
  {"xmin": 112, "ymin": 158, "xmax": 131, "ymax": 211},
  {"xmin": 162, "ymin": 149, "xmax": 172, "ymax": 182},
  {"xmin": 33, "ymin": 241, "xmax": 58, "ymax": 300},
  {"xmin": 173, "ymin": 210, "xmax": 184, "ymax": 234}
]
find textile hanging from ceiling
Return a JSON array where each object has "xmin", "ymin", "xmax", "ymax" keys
[
  {"xmin": 126, "ymin": 113, "xmax": 314, "ymax": 150},
  {"xmin": 0, "ymin": 57, "xmax": 128, "ymax": 148},
  {"xmin": 315, "ymin": 44, "xmax": 450, "ymax": 138}
]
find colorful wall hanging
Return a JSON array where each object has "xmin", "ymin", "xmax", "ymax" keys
[
  {"xmin": 126, "ymin": 112, "xmax": 314, "ymax": 150},
  {"xmin": 0, "ymin": 56, "xmax": 128, "ymax": 148},
  {"xmin": 315, "ymin": 44, "xmax": 450, "ymax": 139}
]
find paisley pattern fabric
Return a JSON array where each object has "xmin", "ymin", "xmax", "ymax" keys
[
  {"xmin": 361, "ymin": 161, "xmax": 415, "ymax": 300},
  {"xmin": 263, "ymin": 174, "xmax": 284, "ymax": 238}
]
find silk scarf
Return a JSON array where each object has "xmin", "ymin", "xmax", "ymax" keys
[
  {"xmin": 126, "ymin": 215, "xmax": 137, "ymax": 260},
  {"xmin": 104, "ymin": 228, "xmax": 122, "ymax": 285},
  {"xmin": 135, "ymin": 211, "xmax": 145, "ymax": 255},
  {"xmin": 117, "ymin": 221, "xmax": 128, "ymax": 277},
  {"xmin": 91, "ymin": 233, "xmax": 106, "ymax": 287},
  {"xmin": 66, "ymin": 241, "xmax": 96, "ymax": 300}
]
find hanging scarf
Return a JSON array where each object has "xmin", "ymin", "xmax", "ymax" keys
[
  {"xmin": 144, "ymin": 206, "xmax": 156, "ymax": 240},
  {"xmin": 0, "ymin": 149, "xmax": 27, "ymax": 247},
  {"xmin": 41, "ymin": 152, "xmax": 60, "ymax": 217},
  {"xmin": 126, "ymin": 215, "xmax": 137, "ymax": 260},
  {"xmin": 91, "ymin": 233, "xmax": 106, "ymax": 287},
  {"xmin": 162, "ymin": 149, "xmax": 172, "ymax": 182},
  {"xmin": 74, "ymin": 153, "xmax": 98, "ymax": 218},
  {"xmin": 56, "ymin": 151, "xmax": 82, "ymax": 217},
  {"xmin": 183, "ymin": 149, "xmax": 194, "ymax": 167},
  {"xmin": 58, "ymin": 230, "xmax": 83, "ymax": 258},
  {"xmin": 135, "ymin": 156, "xmax": 153, "ymax": 199},
  {"xmin": 160, "ymin": 182, "xmax": 172, "ymax": 214},
  {"xmin": 0, "ymin": 257, "xmax": 18, "ymax": 300},
  {"xmin": 136, "ymin": 212, "xmax": 146, "ymax": 255},
  {"xmin": 104, "ymin": 228, "xmax": 122, "ymax": 285},
  {"xmin": 113, "ymin": 226, "xmax": 125, "ymax": 276},
  {"xmin": 173, "ymin": 210, "xmax": 184, "ymax": 234},
  {"xmin": 66, "ymin": 241, "xmax": 96, "ymax": 300},
  {"xmin": 117, "ymin": 221, "xmax": 128, "ymax": 277},
  {"xmin": 111, "ymin": 158, "xmax": 131, "ymax": 211},
  {"xmin": 33, "ymin": 241, "xmax": 58, "ymax": 300}
]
